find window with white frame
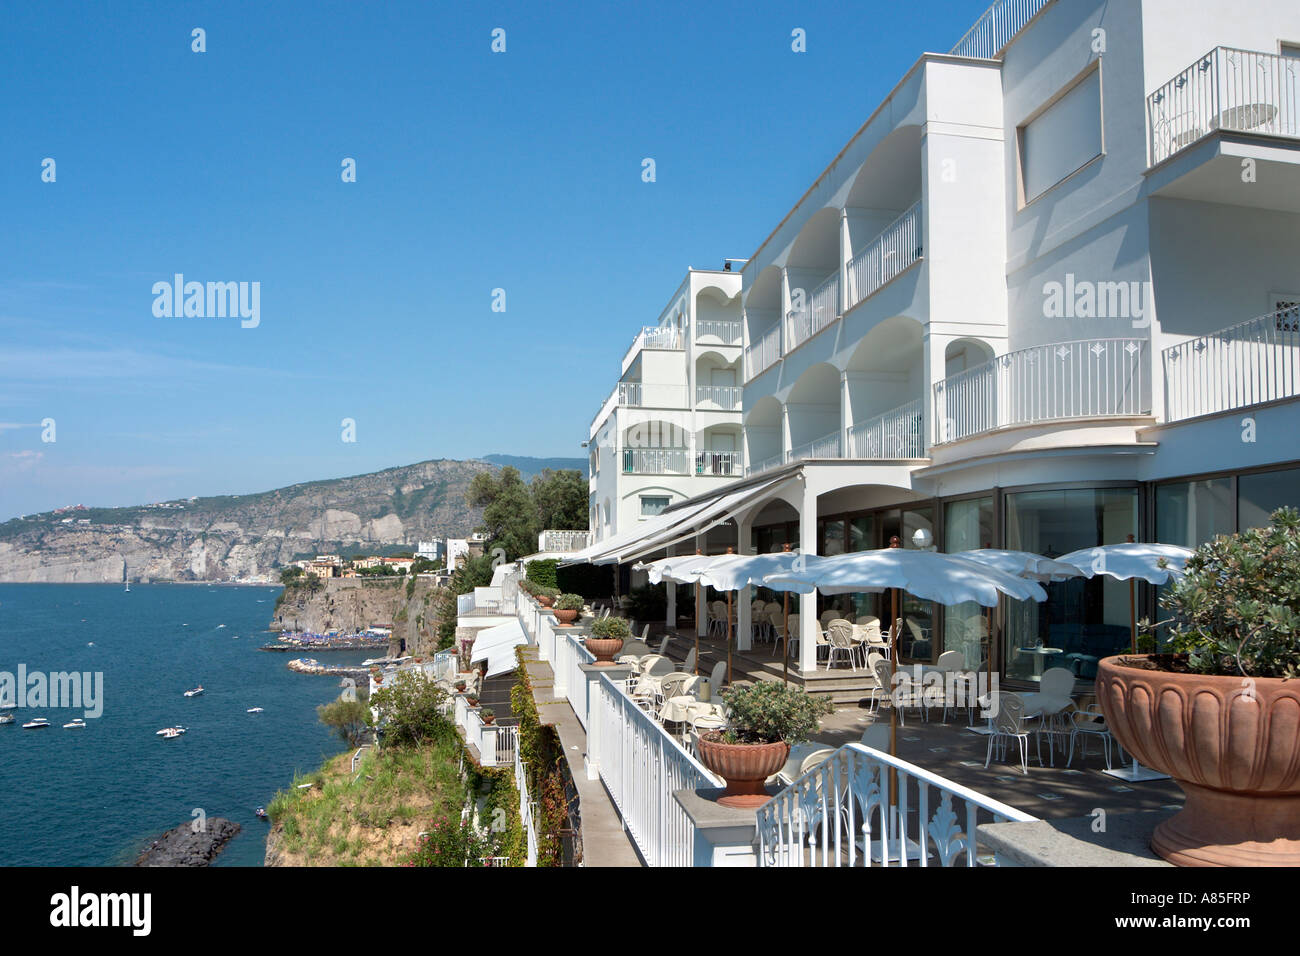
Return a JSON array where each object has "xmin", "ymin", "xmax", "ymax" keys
[
  {"xmin": 1019, "ymin": 64, "xmax": 1103, "ymax": 203},
  {"xmin": 640, "ymin": 495, "xmax": 670, "ymax": 517}
]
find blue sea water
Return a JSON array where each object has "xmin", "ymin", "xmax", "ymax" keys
[{"xmin": 0, "ymin": 583, "xmax": 365, "ymax": 866}]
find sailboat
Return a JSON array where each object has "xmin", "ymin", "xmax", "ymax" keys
[{"xmin": 123, "ymin": 561, "xmax": 130, "ymax": 593}]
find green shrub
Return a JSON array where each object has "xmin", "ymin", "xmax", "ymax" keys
[
  {"xmin": 526, "ymin": 559, "xmax": 559, "ymax": 590},
  {"xmin": 369, "ymin": 671, "xmax": 455, "ymax": 748},
  {"xmin": 518, "ymin": 578, "xmax": 537, "ymax": 596},
  {"xmin": 404, "ymin": 815, "xmax": 498, "ymax": 867},
  {"xmin": 589, "ymin": 616, "xmax": 631, "ymax": 640},
  {"xmin": 1160, "ymin": 507, "xmax": 1300, "ymax": 678},
  {"xmin": 553, "ymin": 592, "xmax": 585, "ymax": 612},
  {"xmin": 720, "ymin": 681, "xmax": 833, "ymax": 745},
  {"xmin": 316, "ymin": 696, "xmax": 371, "ymax": 746}
]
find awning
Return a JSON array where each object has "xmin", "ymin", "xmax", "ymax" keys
[
  {"xmin": 469, "ymin": 620, "xmax": 527, "ymax": 678},
  {"xmin": 564, "ymin": 474, "xmax": 796, "ymax": 567}
]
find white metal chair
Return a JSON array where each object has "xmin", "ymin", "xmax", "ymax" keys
[
  {"xmin": 934, "ymin": 649, "xmax": 972, "ymax": 723},
  {"xmin": 707, "ymin": 660, "xmax": 728, "ymax": 699},
  {"xmin": 1066, "ymin": 705, "xmax": 1121, "ymax": 769},
  {"xmin": 826, "ymin": 620, "xmax": 860, "ymax": 671},
  {"xmin": 1021, "ymin": 667, "xmax": 1077, "ymax": 765},
  {"xmin": 870, "ymin": 657, "xmax": 904, "ymax": 726},
  {"xmin": 656, "ymin": 635, "xmax": 671, "ymax": 657},
  {"xmin": 984, "ymin": 692, "xmax": 1033, "ymax": 774}
]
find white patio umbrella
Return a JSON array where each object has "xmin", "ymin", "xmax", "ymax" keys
[
  {"xmin": 634, "ymin": 552, "xmax": 722, "ymax": 675},
  {"xmin": 691, "ymin": 549, "xmax": 826, "ymax": 685},
  {"xmin": 1054, "ymin": 540, "xmax": 1193, "ymax": 783}
]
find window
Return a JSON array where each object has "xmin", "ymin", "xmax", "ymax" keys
[
  {"xmin": 639, "ymin": 495, "xmax": 670, "ymax": 518},
  {"xmin": 1019, "ymin": 65, "xmax": 1103, "ymax": 202},
  {"xmin": 944, "ymin": 498, "xmax": 995, "ymax": 672},
  {"xmin": 1239, "ymin": 466, "xmax": 1300, "ymax": 531},
  {"xmin": 1281, "ymin": 42, "xmax": 1300, "ymax": 60},
  {"xmin": 1156, "ymin": 478, "xmax": 1235, "ymax": 548}
]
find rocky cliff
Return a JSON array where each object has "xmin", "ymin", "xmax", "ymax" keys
[
  {"xmin": 273, "ymin": 576, "xmax": 443, "ymax": 656},
  {"xmin": 0, "ymin": 458, "xmax": 509, "ymax": 584}
]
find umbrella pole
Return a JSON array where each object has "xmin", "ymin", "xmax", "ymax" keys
[
  {"xmin": 889, "ymin": 585, "xmax": 900, "ymax": 815},
  {"xmin": 694, "ymin": 582, "xmax": 701, "ymax": 676},
  {"xmin": 1129, "ymin": 579, "xmax": 1137, "ymax": 654},
  {"xmin": 782, "ymin": 592, "xmax": 790, "ymax": 686},
  {"xmin": 727, "ymin": 590, "xmax": 733, "ymax": 686}
]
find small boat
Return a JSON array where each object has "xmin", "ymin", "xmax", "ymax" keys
[
  {"xmin": 155, "ymin": 725, "xmax": 187, "ymax": 736},
  {"xmin": 22, "ymin": 718, "xmax": 50, "ymax": 730},
  {"xmin": 87, "ymin": 642, "xmax": 95, "ymax": 647},
  {"xmin": 0, "ymin": 714, "xmax": 14, "ymax": 725},
  {"xmin": 63, "ymin": 718, "xmax": 87, "ymax": 729},
  {"xmin": 254, "ymin": 807, "xmax": 268, "ymax": 820},
  {"xmin": 183, "ymin": 685, "xmax": 204, "ymax": 697},
  {"xmin": 246, "ymin": 707, "xmax": 264, "ymax": 714}
]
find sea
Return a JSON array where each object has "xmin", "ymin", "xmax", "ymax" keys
[{"xmin": 0, "ymin": 582, "xmax": 369, "ymax": 866}]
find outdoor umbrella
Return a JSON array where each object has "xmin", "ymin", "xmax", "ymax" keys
[
  {"xmin": 634, "ymin": 552, "xmax": 720, "ymax": 675},
  {"xmin": 957, "ymin": 549, "xmax": 1087, "ymax": 692},
  {"xmin": 1054, "ymin": 540, "xmax": 1193, "ymax": 783},
  {"xmin": 691, "ymin": 548, "xmax": 825, "ymax": 685}
]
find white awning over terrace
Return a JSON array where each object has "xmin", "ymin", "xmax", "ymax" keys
[{"xmin": 469, "ymin": 620, "xmax": 527, "ymax": 678}]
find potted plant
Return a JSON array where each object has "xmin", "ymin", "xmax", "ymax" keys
[
  {"xmin": 535, "ymin": 585, "xmax": 558, "ymax": 608},
  {"xmin": 696, "ymin": 681, "xmax": 833, "ymax": 808},
  {"xmin": 454, "ymin": 680, "xmax": 466, "ymax": 693},
  {"xmin": 552, "ymin": 593, "xmax": 584, "ymax": 625},
  {"xmin": 1097, "ymin": 507, "xmax": 1300, "ymax": 866},
  {"xmin": 586, "ymin": 615, "xmax": 631, "ymax": 666},
  {"xmin": 466, "ymin": 693, "xmax": 479, "ymax": 707},
  {"xmin": 481, "ymin": 708, "xmax": 495, "ymax": 725}
]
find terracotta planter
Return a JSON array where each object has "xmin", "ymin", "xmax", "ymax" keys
[
  {"xmin": 537, "ymin": 595, "xmax": 554, "ymax": 608},
  {"xmin": 696, "ymin": 733, "xmax": 789, "ymax": 809},
  {"xmin": 553, "ymin": 609, "xmax": 579, "ymax": 625},
  {"xmin": 1097, "ymin": 654, "xmax": 1300, "ymax": 866},
  {"xmin": 483, "ymin": 716, "xmax": 495, "ymax": 725},
  {"xmin": 585, "ymin": 637, "xmax": 624, "ymax": 666}
]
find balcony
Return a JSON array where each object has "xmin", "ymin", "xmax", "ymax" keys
[
  {"xmin": 694, "ymin": 451, "xmax": 742, "ymax": 477},
  {"xmin": 847, "ymin": 398, "xmax": 924, "ymax": 459},
  {"xmin": 933, "ymin": 338, "xmax": 1151, "ymax": 444},
  {"xmin": 1148, "ymin": 47, "xmax": 1300, "ymax": 166},
  {"xmin": 621, "ymin": 325, "xmax": 685, "ymax": 375},
  {"xmin": 623, "ymin": 447, "xmax": 689, "ymax": 475},
  {"xmin": 747, "ymin": 453, "xmax": 785, "ymax": 477},
  {"xmin": 846, "ymin": 200, "xmax": 922, "ymax": 314},
  {"xmin": 695, "ymin": 319, "xmax": 742, "ymax": 346},
  {"xmin": 617, "ymin": 382, "xmax": 690, "ymax": 408},
  {"xmin": 744, "ymin": 324, "xmax": 782, "ymax": 381},
  {"xmin": 785, "ymin": 270, "xmax": 840, "ymax": 353},
  {"xmin": 949, "ymin": 0, "xmax": 1052, "ymax": 59},
  {"xmin": 1163, "ymin": 306, "xmax": 1300, "ymax": 422},
  {"xmin": 695, "ymin": 385, "xmax": 742, "ymax": 411},
  {"xmin": 787, "ymin": 429, "xmax": 842, "ymax": 464},
  {"xmin": 538, "ymin": 529, "xmax": 592, "ymax": 553}
]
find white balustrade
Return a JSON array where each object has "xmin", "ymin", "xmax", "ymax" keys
[
  {"xmin": 1163, "ymin": 306, "xmax": 1300, "ymax": 421},
  {"xmin": 949, "ymin": 0, "xmax": 1051, "ymax": 59},
  {"xmin": 757, "ymin": 743, "xmax": 1037, "ymax": 867},
  {"xmin": 514, "ymin": 746, "xmax": 539, "ymax": 867},
  {"xmin": 933, "ymin": 338, "xmax": 1150, "ymax": 444},
  {"xmin": 1149, "ymin": 46, "xmax": 1300, "ymax": 165},
  {"xmin": 745, "ymin": 324, "xmax": 782, "ymax": 381},
  {"xmin": 695, "ymin": 385, "xmax": 742, "ymax": 410},
  {"xmin": 848, "ymin": 399, "xmax": 924, "ymax": 459},
  {"xmin": 695, "ymin": 450, "xmax": 742, "ymax": 476},
  {"xmin": 846, "ymin": 201, "xmax": 922, "ymax": 313},
  {"xmin": 787, "ymin": 429, "xmax": 842, "ymax": 463},
  {"xmin": 622, "ymin": 447, "xmax": 690, "ymax": 475},
  {"xmin": 696, "ymin": 319, "xmax": 742, "ymax": 345}
]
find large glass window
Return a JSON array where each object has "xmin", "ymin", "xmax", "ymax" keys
[
  {"xmin": 944, "ymin": 497, "xmax": 994, "ymax": 671},
  {"xmin": 821, "ymin": 518, "xmax": 846, "ymax": 557},
  {"xmin": 1004, "ymin": 488, "xmax": 1137, "ymax": 683},
  {"xmin": 1239, "ymin": 467, "xmax": 1300, "ymax": 531},
  {"xmin": 1156, "ymin": 478, "xmax": 1235, "ymax": 548},
  {"xmin": 899, "ymin": 507, "xmax": 936, "ymax": 662}
]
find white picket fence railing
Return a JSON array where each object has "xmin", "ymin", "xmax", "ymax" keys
[
  {"xmin": 846, "ymin": 201, "xmax": 922, "ymax": 313},
  {"xmin": 744, "ymin": 324, "xmax": 782, "ymax": 381},
  {"xmin": 949, "ymin": 0, "xmax": 1051, "ymax": 59},
  {"xmin": 787, "ymin": 428, "xmax": 842, "ymax": 463},
  {"xmin": 848, "ymin": 399, "xmax": 924, "ymax": 459},
  {"xmin": 757, "ymin": 743, "xmax": 1037, "ymax": 867},
  {"xmin": 514, "ymin": 746, "xmax": 539, "ymax": 867}
]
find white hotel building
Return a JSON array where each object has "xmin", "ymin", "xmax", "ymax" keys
[
  {"xmin": 577, "ymin": 0, "xmax": 1300, "ymax": 690},
  {"xmin": 587, "ymin": 268, "xmax": 744, "ymax": 542}
]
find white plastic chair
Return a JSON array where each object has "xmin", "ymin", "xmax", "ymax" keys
[
  {"xmin": 826, "ymin": 620, "xmax": 860, "ymax": 671},
  {"xmin": 870, "ymin": 657, "xmax": 904, "ymax": 726},
  {"xmin": 985, "ymin": 692, "xmax": 1033, "ymax": 774},
  {"xmin": 706, "ymin": 660, "xmax": 728, "ymax": 699}
]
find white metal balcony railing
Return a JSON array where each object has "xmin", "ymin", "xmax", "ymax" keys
[
  {"xmin": 618, "ymin": 382, "xmax": 690, "ymax": 408},
  {"xmin": 785, "ymin": 271, "xmax": 840, "ymax": 353},
  {"xmin": 846, "ymin": 201, "xmax": 923, "ymax": 314},
  {"xmin": 1148, "ymin": 47, "xmax": 1300, "ymax": 165},
  {"xmin": 539, "ymin": 529, "xmax": 592, "ymax": 553},
  {"xmin": 847, "ymin": 399, "xmax": 925, "ymax": 459},
  {"xmin": 695, "ymin": 319, "xmax": 743, "ymax": 345},
  {"xmin": 623, "ymin": 325, "xmax": 684, "ymax": 366},
  {"xmin": 745, "ymin": 324, "xmax": 782, "ymax": 381},
  {"xmin": 757, "ymin": 742, "xmax": 1037, "ymax": 867},
  {"xmin": 695, "ymin": 385, "xmax": 742, "ymax": 410},
  {"xmin": 695, "ymin": 450, "xmax": 742, "ymax": 477},
  {"xmin": 623, "ymin": 447, "xmax": 690, "ymax": 475},
  {"xmin": 748, "ymin": 453, "xmax": 785, "ymax": 477},
  {"xmin": 787, "ymin": 429, "xmax": 842, "ymax": 464},
  {"xmin": 949, "ymin": 0, "xmax": 1051, "ymax": 59},
  {"xmin": 934, "ymin": 338, "xmax": 1150, "ymax": 444},
  {"xmin": 514, "ymin": 746, "xmax": 539, "ymax": 867},
  {"xmin": 1163, "ymin": 305, "xmax": 1300, "ymax": 421}
]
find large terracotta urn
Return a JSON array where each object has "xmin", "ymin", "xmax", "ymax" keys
[
  {"xmin": 696, "ymin": 733, "xmax": 789, "ymax": 809},
  {"xmin": 1096, "ymin": 654, "xmax": 1300, "ymax": 866},
  {"xmin": 553, "ymin": 609, "xmax": 579, "ymax": 625},
  {"xmin": 536, "ymin": 595, "xmax": 554, "ymax": 608},
  {"xmin": 584, "ymin": 637, "xmax": 624, "ymax": 666}
]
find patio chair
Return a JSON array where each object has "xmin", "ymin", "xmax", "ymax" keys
[
  {"xmin": 682, "ymin": 647, "xmax": 697, "ymax": 674},
  {"xmin": 706, "ymin": 660, "xmax": 728, "ymax": 699},
  {"xmin": 768, "ymin": 610, "xmax": 788, "ymax": 657},
  {"xmin": 1020, "ymin": 667, "xmax": 1077, "ymax": 765},
  {"xmin": 934, "ymin": 650, "xmax": 972, "ymax": 722},
  {"xmin": 819, "ymin": 610, "xmax": 839, "ymax": 630},
  {"xmin": 639, "ymin": 623, "xmax": 650, "ymax": 642},
  {"xmin": 826, "ymin": 620, "xmax": 860, "ymax": 671},
  {"xmin": 1066, "ymin": 705, "xmax": 1122, "ymax": 770},
  {"xmin": 870, "ymin": 657, "xmax": 904, "ymax": 726},
  {"xmin": 656, "ymin": 635, "xmax": 671, "ymax": 657},
  {"xmin": 859, "ymin": 723, "xmax": 890, "ymax": 751},
  {"xmin": 984, "ymin": 692, "xmax": 1033, "ymax": 774},
  {"xmin": 799, "ymin": 747, "xmax": 837, "ymax": 777}
]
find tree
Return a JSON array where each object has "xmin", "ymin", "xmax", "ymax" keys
[
  {"xmin": 369, "ymin": 671, "xmax": 454, "ymax": 748},
  {"xmin": 317, "ymin": 696, "xmax": 371, "ymax": 746},
  {"xmin": 467, "ymin": 466, "xmax": 538, "ymax": 561},
  {"xmin": 531, "ymin": 469, "xmax": 588, "ymax": 531}
]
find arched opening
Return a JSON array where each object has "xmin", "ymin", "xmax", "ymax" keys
[
  {"xmin": 744, "ymin": 395, "xmax": 782, "ymax": 473},
  {"xmin": 696, "ymin": 423, "xmax": 743, "ymax": 476},
  {"xmin": 695, "ymin": 284, "xmax": 741, "ymax": 345},
  {"xmin": 786, "ymin": 362, "xmax": 841, "ymax": 459},
  {"xmin": 622, "ymin": 418, "xmax": 689, "ymax": 476},
  {"xmin": 844, "ymin": 316, "xmax": 925, "ymax": 458}
]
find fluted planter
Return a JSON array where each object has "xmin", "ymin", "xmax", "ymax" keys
[
  {"xmin": 553, "ymin": 609, "xmax": 579, "ymax": 625},
  {"xmin": 584, "ymin": 637, "xmax": 624, "ymax": 666},
  {"xmin": 1097, "ymin": 654, "xmax": 1300, "ymax": 866},
  {"xmin": 696, "ymin": 733, "xmax": 789, "ymax": 809},
  {"xmin": 537, "ymin": 595, "xmax": 554, "ymax": 608}
]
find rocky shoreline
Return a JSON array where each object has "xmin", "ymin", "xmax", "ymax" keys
[{"xmin": 135, "ymin": 818, "xmax": 241, "ymax": 866}]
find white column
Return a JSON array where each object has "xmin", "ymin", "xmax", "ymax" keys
[
  {"xmin": 798, "ymin": 481, "xmax": 819, "ymax": 673},
  {"xmin": 840, "ymin": 368, "xmax": 851, "ymax": 458},
  {"xmin": 696, "ymin": 533, "xmax": 708, "ymax": 639},
  {"xmin": 665, "ymin": 542, "xmax": 677, "ymax": 628},
  {"xmin": 781, "ymin": 403, "xmax": 792, "ymax": 463},
  {"xmin": 736, "ymin": 513, "xmax": 754, "ymax": 651},
  {"xmin": 780, "ymin": 267, "xmax": 792, "ymax": 356},
  {"xmin": 839, "ymin": 207, "xmax": 852, "ymax": 314}
]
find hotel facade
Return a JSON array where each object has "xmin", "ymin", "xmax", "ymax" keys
[{"xmin": 576, "ymin": 0, "xmax": 1300, "ymax": 689}]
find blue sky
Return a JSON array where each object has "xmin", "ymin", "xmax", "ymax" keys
[{"xmin": 0, "ymin": 0, "xmax": 984, "ymax": 520}]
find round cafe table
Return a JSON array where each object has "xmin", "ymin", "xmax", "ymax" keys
[
  {"xmin": 660, "ymin": 695, "xmax": 723, "ymax": 724},
  {"xmin": 1017, "ymin": 645, "xmax": 1063, "ymax": 677}
]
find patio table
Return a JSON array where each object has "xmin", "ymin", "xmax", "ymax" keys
[{"xmin": 1016, "ymin": 645, "xmax": 1063, "ymax": 677}]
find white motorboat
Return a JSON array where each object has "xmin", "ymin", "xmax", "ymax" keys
[
  {"xmin": 63, "ymin": 718, "xmax": 87, "ymax": 729},
  {"xmin": 246, "ymin": 707, "xmax": 264, "ymax": 713},
  {"xmin": 22, "ymin": 718, "xmax": 50, "ymax": 730},
  {"xmin": 0, "ymin": 714, "xmax": 14, "ymax": 725},
  {"xmin": 183, "ymin": 685, "xmax": 204, "ymax": 697},
  {"xmin": 155, "ymin": 725, "xmax": 187, "ymax": 736}
]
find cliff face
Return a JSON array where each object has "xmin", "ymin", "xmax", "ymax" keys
[
  {"xmin": 273, "ymin": 576, "xmax": 444, "ymax": 656},
  {"xmin": 0, "ymin": 458, "xmax": 495, "ymax": 584}
]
